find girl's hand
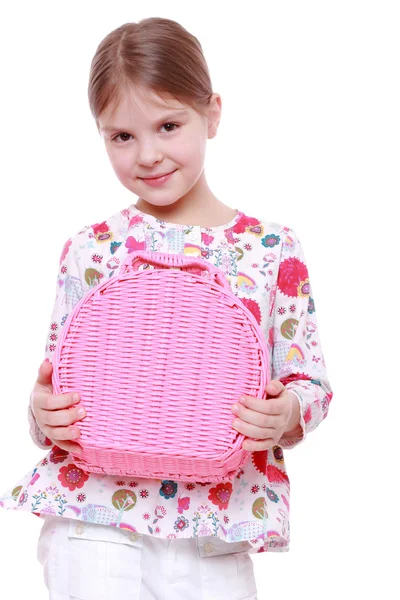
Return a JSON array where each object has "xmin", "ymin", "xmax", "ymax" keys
[
  {"xmin": 30, "ymin": 360, "xmax": 86, "ymax": 455},
  {"xmin": 231, "ymin": 380, "xmax": 301, "ymax": 451}
]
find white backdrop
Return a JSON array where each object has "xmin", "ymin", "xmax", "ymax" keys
[{"xmin": 0, "ymin": 1, "xmax": 398, "ymax": 598}]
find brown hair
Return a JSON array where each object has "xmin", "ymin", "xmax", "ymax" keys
[{"xmin": 88, "ymin": 17, "xmax": 214, "ymax": 131}]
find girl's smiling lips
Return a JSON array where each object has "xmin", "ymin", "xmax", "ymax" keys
[
  {"xmin": 139, "ymin": 169, "xmax": 176, "ymax": 180},
  {"xmin": 139, "ymin": 169, "xmax": 177, "ymax": 187}
]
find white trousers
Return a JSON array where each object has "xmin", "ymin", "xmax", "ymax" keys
[{"xmin": 37, "ymin": 516, "xmax": 258, "ymax": 600}]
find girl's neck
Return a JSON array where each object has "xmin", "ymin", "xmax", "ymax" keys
[{"xmin": 135, "ymin": 171, "xmax": 237, "ymax": 228}]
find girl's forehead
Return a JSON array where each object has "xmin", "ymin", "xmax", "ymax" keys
[
  {"xmin": 98, "ymin": 94, "xmax": 194, "ymax": 132},
  {"xmin": 98, "ymin": 87, "xmax": 194, "ymax": 130},
  {"xmin": 116, "ymin": 85, "xmax": 188, "ymax": 114}
]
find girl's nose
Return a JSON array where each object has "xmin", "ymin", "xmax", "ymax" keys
[{"xmin": 137, "ymin": 142, "xmax": 163, "ymax": 166}]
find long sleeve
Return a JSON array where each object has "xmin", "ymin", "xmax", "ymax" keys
[
  {"xmin": 28, "ymin": 229, "xmax": 89, "ymax": 448},
  {"xmin": 268, "ymin": 226, "xmax": 333, "ymax": 449}
]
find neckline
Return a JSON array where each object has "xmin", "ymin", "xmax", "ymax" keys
[{"xmin": 128, "ymin": 203, "xmax": 244, "ymax": 232}]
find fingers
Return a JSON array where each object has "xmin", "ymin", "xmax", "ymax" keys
[
  {"xmin": 39, "ymin": 404, "xmax": 86, "ymax": 443},
  {"xmin": 33, "ymin": 389, "xmax": 80, "ymax": 412},
  {"xmin": 233, "ymin": 396, "xmax": 283, "ymax": 419},
  {"xmin": 45, "ymin": 423, "xmax": 82, "ymax": 442},
  {"xmin": 265, "ymin": 380, "xmax": 285, "ymax": 396},
  {"xmin": 232, "ymin": 417, "xmax": 275, "ymax": 440},
  {"xmin": 238, "ymin": 394, "xmax": 284, "ymax": 416},
  {"xmin": 41, "ymin": 405, "xmax": 86, "ymax": 427},
  {"xmin": 49, "ymin": 439, "xmax": 83, "ymax": 456},
  {"xmin": 36, "ymin": 359, "xmax": 53, "ymax": 385},
  {"xmin": 242, "ymin": 438, "xmax": 275, "ymax": 452},
  {"xmin": 232, "ymin": 397, "xmax": 283, "ymax": 443}
]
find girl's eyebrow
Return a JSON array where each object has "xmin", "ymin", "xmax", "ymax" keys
[{"xmin": 100, "ymin": 109, "xmax": 190, "ymax": 132}]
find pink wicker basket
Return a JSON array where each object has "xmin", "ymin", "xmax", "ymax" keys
[{"xmin": 52, "ymin": 250, "xmax": 270, "ymax": 482}]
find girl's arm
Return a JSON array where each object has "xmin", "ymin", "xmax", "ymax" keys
[
  {"xmin": 268, "ymin": 226, "xmax": 333, "ymax": 449},
  {"xmin": 28, "ymin": 230, "xmax": 88, "ymax": 449}
]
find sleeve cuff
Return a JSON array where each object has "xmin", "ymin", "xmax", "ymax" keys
[
  {"xmin": 278, "ymin": 388, "xmax": 307, "ymax": 449},
  {"xmin": 28, "ymin": 403, "xmax": 53, "ymax": 450}
]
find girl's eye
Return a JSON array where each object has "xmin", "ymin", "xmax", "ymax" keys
[
  {"xmin": 162, "ymin": 123, "xmax": 179, "ymax": 133},
  {"xmin": 112, "ymin": 123, "xmax": 179, "ymax": 143},
  {"xmin": 114, "ymin": 132, "xmax": 132, "ymax": 143}
]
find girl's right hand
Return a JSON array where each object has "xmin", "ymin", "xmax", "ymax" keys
[{"xmin": 30, "ymin": 360, "xmax": 86, "ymax": 455}]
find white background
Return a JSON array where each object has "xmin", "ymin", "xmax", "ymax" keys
[{"xmin": 0, "ymin": 1, "xmax": 398, "ymax": 598}]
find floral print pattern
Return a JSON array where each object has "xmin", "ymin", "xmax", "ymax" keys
[{"xmin": 0, "ymin": 203, "xmax": 333, "ymax": 554}]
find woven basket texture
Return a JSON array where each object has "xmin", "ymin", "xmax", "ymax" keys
[{"xmin": 52, "ymin": 250, "xmax": 270, "ymax": 481}]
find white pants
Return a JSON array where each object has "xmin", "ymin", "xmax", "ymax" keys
[{"xmin": 37, "ymin": 516, "xmax": 258, "ymax": 600}]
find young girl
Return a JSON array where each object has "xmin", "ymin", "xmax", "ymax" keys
[{"xmin": 0, "ymin": 17, "xmax": 333, "ymax": 600}]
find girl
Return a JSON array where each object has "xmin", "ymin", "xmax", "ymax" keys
[{"xmin": 0, "ymin": 16, "xmax": 333, "ymax": 600}]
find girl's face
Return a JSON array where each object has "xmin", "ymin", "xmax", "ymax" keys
[{"xmin": 98, "ymin": 85, "xmax": 220, "ymax": 209}]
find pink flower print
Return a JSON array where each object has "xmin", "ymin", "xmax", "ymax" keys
[
  {"xmin": 18, "ymin": 491, "xmax": 28, "ymax": 506},
  {"xmin": 59, "ymin": 238, "xmax": 72, "ymax": 265},
  {"xmin": 277, "ymin": 257, "xmax": 309, "ymax": 298},
  {"xmin": 128, "ymin": 215, "xmax": 144, "ymax": 229},
  {"xmin": 155, "ymin": 505, "xmax": 167, "ymax": 518},
  {"xmin": 92, "ymin": 221, "xmax": 114, "ymax": 243},
  {"xmin": 106, "ymin": 256, "xmax": 120, "ymax": 270},
  {"xmin": 174, "ymin": 516, "xmax": 189, "ymax": 532},
  {"xmin": 58, "ymin": 464, "xmax": 89, "ymax": 491},
  {"xmin": 233, "ymin": 214, "xmax": 260, "ymax": 234},
  {"xmin": 208, "ymin": 482, "xmax": 233, "ymax": 510},
  {"xmin": 49, "ymin": 446, "xmax": 69, "ymax": 464},
  {"xmin": 29, "ymin": 472, "xmax": 40, "ymax": 486},
  {"xmin": 240, "ymin": 297, "xmax": 262, "ymax": 325}
]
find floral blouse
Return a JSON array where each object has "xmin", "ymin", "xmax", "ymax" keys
[{"xmin": 0, "ymin": 203, "xmax": 333, "ymax": 555}]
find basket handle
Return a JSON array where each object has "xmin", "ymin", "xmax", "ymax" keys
[{"xmin": 119, "ymin": 250, "xmax": 231, "ymax": 291}]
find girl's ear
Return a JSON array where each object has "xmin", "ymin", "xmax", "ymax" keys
[{"xmin": 207, "ymin": 93, "xmax": 222, "ymax": 139}]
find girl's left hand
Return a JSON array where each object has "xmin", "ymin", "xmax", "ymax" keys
[{"xmin": 231, "ymin": 380, "xmax": 301, "ymax": 451}]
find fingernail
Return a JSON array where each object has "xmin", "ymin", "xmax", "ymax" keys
[
  {"xmin": 232, "ymin": 404, "xmax": 239, "ymax": 412},
  {"xmin": 77, "ymin": 408, "xmax": 85, "ymax": 418},
  {"xmin": 73, "ymin": 394, "xmax": 80, "ymax": 403}
]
